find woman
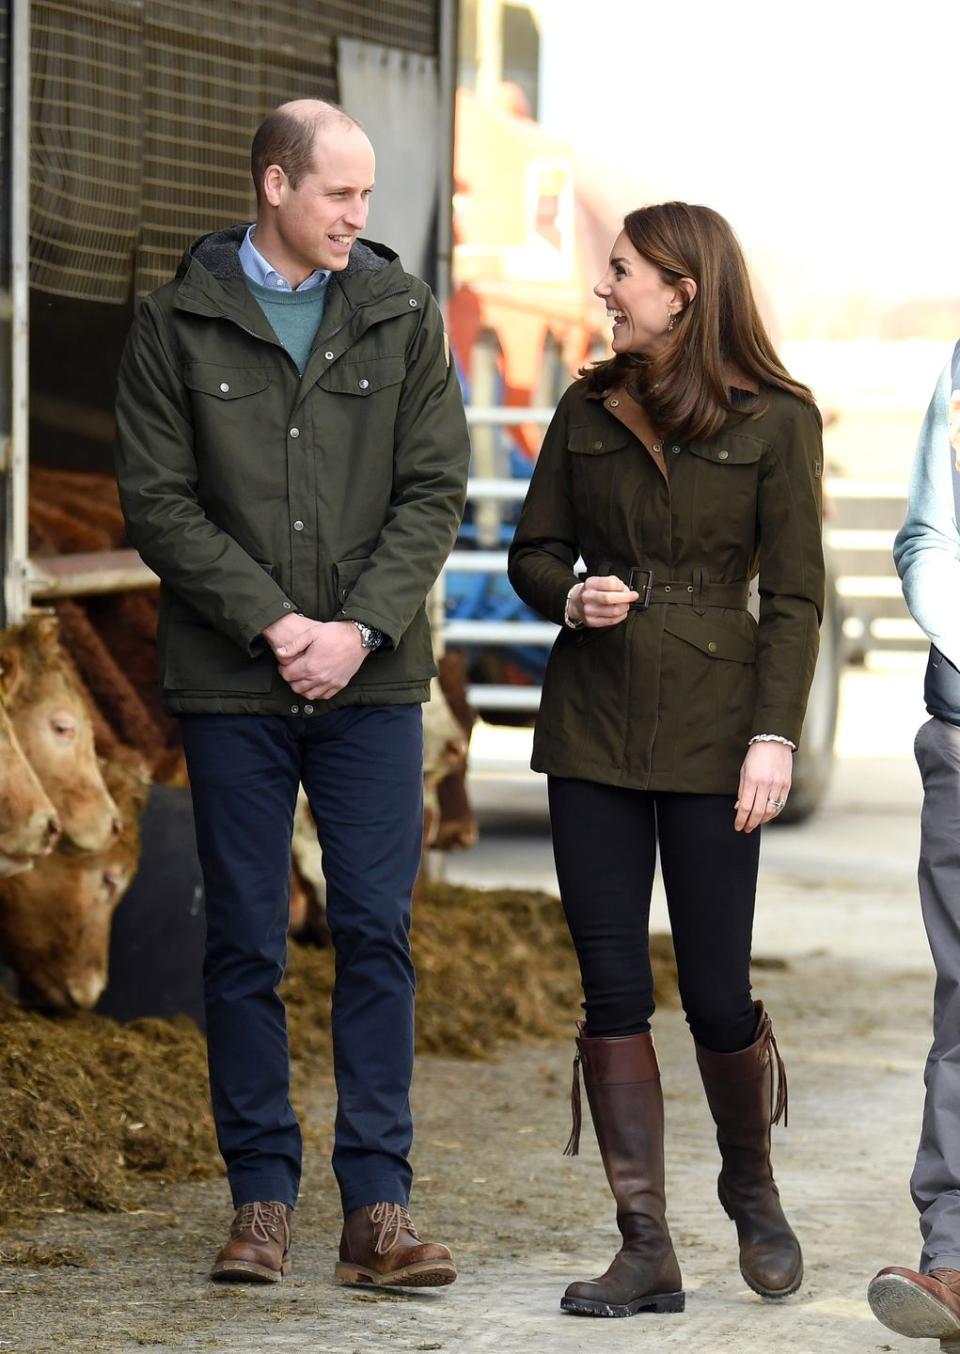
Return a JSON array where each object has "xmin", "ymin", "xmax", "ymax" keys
[{"xmin": 508, "ymin": 203, "xmax": 824, "ymax": 1318}]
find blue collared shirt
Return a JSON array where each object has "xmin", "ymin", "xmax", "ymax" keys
[
  {"xmin": 895, "ymin": 358, "xmax": 960, "ymax": 669},
  {"xmin": 239, "ymin": 225, "xmax": 330, "ymax": 292}
]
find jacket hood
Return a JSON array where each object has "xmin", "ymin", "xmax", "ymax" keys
[{"xmin": 175, "ymin": 223, "xmax": 395, "ymax": 282}]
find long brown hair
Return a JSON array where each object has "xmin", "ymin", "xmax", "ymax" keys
[{"xmin": 582, "ymin": 203, "xmax": 814, "ymax": 441}]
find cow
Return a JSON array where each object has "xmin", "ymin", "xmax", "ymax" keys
[
  {"xmin": 0, "ymin": 750, "xmax": 151, "ymax": 1009},
  {"xmin": 0, "ymin": 617, "xmax": 122, "ymax": 853},
  {"xmin": 0, "ymin": 674, "xmax": 60, "ymax": 876}
]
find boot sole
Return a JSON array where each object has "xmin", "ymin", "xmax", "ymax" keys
[
  {"xmin": 210, "ymin": 1258, "xmax": 291, "ymax": 1284},
  {"xmin": 561, "ymin": 1290, "xmax": 685, "ymax": 1318},
  {"xmin": 867, "ymin": 1272, "xmax": 960, "ymax": 1339},
  {"xmin": 334, "ymin": 1259, "xmax": 457, "ymax": 1288}
]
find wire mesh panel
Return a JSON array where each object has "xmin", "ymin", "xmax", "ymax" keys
[
  {"xmin": 267, "ymin": 0, "xmax": 437, "ymax": 54},
  {"xmin": 136, "ymin": 1, "xmax": 262, "ymax": 294},
  {"xmin": 30, "ymin": 0, "xmax": 142, "ymax": 301},
  {"xmin": 30, "ymin": 0, "xmax": 441, "ymax": 301}
]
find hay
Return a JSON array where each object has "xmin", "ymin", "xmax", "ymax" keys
[
  {"xmin": 0, "ymin": 998, "xmax": 216, "ymax": 1218},
  {"xmin": 0, "ymin": 884, "xmax": 678, "ymax": 1219}
]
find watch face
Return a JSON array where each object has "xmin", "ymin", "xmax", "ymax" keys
[{"xmin": 354, "ymin": 621, "xmax": 382, "ymax": 650}]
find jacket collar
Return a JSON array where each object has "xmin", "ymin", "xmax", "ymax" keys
[{"xmin": 172, "ymin": 224, "xmax": 409, "ymax": 332}]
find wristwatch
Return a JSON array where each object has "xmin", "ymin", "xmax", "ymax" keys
[{"xmin": 351, "ymin": 619, "xmax": 383, "ymax": 651}]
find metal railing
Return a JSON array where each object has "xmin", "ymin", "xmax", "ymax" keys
[{"xmin": 451, "ymin": 406, "xmax": 555, "ymax": 710}]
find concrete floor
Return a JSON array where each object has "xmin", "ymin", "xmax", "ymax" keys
[{"xmin": 6, "ymin": 657, "xmax": 952, "ymax": 1354}]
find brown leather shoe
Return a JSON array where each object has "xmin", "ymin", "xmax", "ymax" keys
[
  {"xmin": 210, "ymin": 1201, "xmax": 292, "ymax": 1283},
  {"xmin": 868, "ymin": 1266, "xmax": 960, "ymax": 1342},
  {"xmin": 335, "ymin": 1202, "xmax": 457, "ymax": 1287}
]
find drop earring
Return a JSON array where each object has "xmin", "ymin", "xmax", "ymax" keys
[{"xmin": 667, "ymin": 312, "xmax": 676, "ymax": 332}]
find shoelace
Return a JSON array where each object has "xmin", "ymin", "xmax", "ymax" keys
[
  {"xmin": 929, "ymin": 1268, "xmax": 960, "ymax": 1288},
  {"xmin": 231, "ymin": 1200, "xmax": 286, "ymax": 1244},
  {"xmin": 370, "ymin": 1202, "xmax": 419, "ymax": 1254}
]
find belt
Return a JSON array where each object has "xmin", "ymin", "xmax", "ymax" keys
[{"xmin": 596, "ymin": 564, "xmax": 751, "ymax": 612}]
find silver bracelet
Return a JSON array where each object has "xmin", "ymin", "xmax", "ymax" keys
[
  {"xmin": 749, "ymin": 733, "xmax": 797, "ymax": 750},
  {"xmin": 563, "ymin": 583, "xmax": 585, "ymax": 630}
]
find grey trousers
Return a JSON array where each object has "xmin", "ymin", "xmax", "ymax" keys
[{"xmin": 912, "ymin": 716, "xmax": 960, "ymax": 1271}]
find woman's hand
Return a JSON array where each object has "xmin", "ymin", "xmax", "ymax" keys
[
  {"xmin": 735, "ymin": 741, "xmax": 793, "ymax": 832},
  {"xmin": 568, "ymin": 575, "xmax": 640, "ymax": 628}
]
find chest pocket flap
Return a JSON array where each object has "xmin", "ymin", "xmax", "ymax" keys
[
  {"xmin": 183, "ymin": 365, "xmax": 270, "ymax": 399},
  {"xmin": 687, "ymin": 431, "xmax": 767, "ymax": 466},
  {"xmin": 318, "ymin": 355, "xmax": 406, "ymax": 396},
  {"xmin": 567, "ymin": 425, "xmax": 632, "ymax": 455}
]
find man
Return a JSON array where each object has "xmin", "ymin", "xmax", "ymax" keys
[
  {"xmin": 869, "ymin": 341, "xmax": 960, "ymax": 1342},
  {"xmin": 115, "ymin": 100, "xmax": 469, "ymax": 1287}
]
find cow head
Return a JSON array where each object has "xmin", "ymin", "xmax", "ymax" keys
[
  {"xmin": 0, "ymin": 750, "xmax": 151, "ymax": 1010},
  {"xmin": 0, "ymin": 617, "xmax": 122, "ymax": 853},
  {"xmin": 0, "ymin": 648, "xmax": 61, "ymax": 874}
]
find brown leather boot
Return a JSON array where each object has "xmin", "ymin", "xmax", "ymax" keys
[
  {"xmin": 210, "ymin": 1200, "xmax": 292, "ymax": 1283},
  {"xmin": 335, "ymin": 1202, "xmax": 457, "ymax": 1287},
  {"xmin": 560, "ymin": 1027, "xmax": 684, "ymax": 1318},
  {"xmin": 868, "ymin": 1265, "xmax": 960, "ymax": 1343},
  {"xmin": 695, "ymin": 1001, "xmax": 802, "ymax": 1300}
]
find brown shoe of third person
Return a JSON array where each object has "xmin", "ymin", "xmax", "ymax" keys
[
  {"xmin": 335, "ymin": 1202, "xmax": 457, "ymax": 1287},
  {"xmin": 210, "ymin": 1200, "xmax": 292, "ymax": 1283},
  {"xmin": 868, "ymin": 1266, "xmax": 960, "ymax": 1343}
]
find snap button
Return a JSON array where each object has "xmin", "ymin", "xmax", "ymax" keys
[
  {"xmin": 303, "ymin": 704, "xmax": 314, "ymax": 714},
  {"xmin": 718, "ymin": 449, "xmax": 729, "ymax": 461},
  {"xmin": 289, "ymin": 427, "xmax": 300, "ymax": 438},
  {"xmin": 293, "ymin": 520, "xmax": 304, "ymax": 531},
  {"xmin": 708, "ymin": 641, "xmax": 718, "ymax": 653},
  {"xmin": 592, "ymin": 440, "xmax": 603, "ymax": 451},
  {"xmin": 290, "ymin": 704, "xmax": 299, "ymax": 714},
  {"xmin": 408, "ymin": 298, "xmax": 419, "ymax": 307},
  {"xmin": 663, "ymin": 585, "xmax": 671, "ymax": 593},
  {"xmin": 358, "ymin": 378, "xmax": 369, "ymax": 390},
  {"xmin": 325, "ymin": 351, "xmax": 334, "ymax": 360},
  {"xmin": 608, "ymin": 398, "xmax": 620, "ymax": 407},
  {"xmin": 282, "ymin": 601, "xmax": 293, "ymax": 610},
  {"xmin": 219, "ymin": 382, "xmax": 230, "ymax": 393},
  {"xmin": 672, "ymin": 445, "xmax": 680, "ymax": 453},
  {"xmin": 687, "ymin": 585, "xmax": 694, "ymax": 593}
]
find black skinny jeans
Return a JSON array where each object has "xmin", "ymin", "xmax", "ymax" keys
[{"xmin": 548, "ymin": 777, "xmax": 761, "ymax": 1053}]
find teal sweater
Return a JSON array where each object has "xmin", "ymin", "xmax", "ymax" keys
[{"xmin": 244, "ymin": 275, "xmax": 329, "ymax": 374}]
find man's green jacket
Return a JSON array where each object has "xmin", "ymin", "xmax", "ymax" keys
[{"xmin": 115, "ymin": 225, "xmax": 470, "ymax": 715}]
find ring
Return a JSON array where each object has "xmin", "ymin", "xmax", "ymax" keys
[{"xmin": 768, "ymin": 797, "xmax": 786, "ymax": 810}]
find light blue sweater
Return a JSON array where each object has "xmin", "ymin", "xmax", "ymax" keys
[{"xmin": 894, "ymin": 360, "xmax": 960, "ymax": 668}]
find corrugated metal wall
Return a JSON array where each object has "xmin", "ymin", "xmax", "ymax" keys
[{"xmin": 29, "ymin": 0, "xmax": 440, "ymax": 300}]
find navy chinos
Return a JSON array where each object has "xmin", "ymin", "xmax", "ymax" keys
[{"xmin": 180, "ymin": 704, "xmax": 423, "ymax": 1216}]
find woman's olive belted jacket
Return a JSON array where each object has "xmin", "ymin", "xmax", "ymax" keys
[{"xmin": 507, "ymin": 380, "xmax": 825, "ymax": 795}]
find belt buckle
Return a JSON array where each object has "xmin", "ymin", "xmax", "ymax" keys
[{"xmin": 626, "ymin": 567, "xmax": 654, "ymax": 611}]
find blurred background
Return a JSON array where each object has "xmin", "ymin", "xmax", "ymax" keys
[
  {"xmin": 1, "ymin": 7, "xmax": 959, "ymax": 1349},
  {"xmin": 0, "ymin": 0, "xmax": 958, "ymax": 1005}
]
